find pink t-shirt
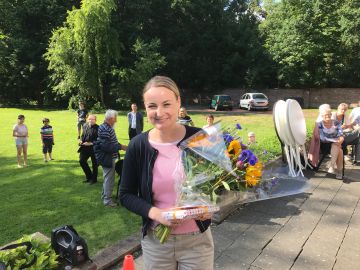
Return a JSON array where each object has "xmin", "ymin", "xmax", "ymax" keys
[
  {"xmin": 149, "ymin": 139, "xmax": 199, "ymax": 234},
  {"xmin": 13, "ymin": 124, "xmax": 28, "ymax": 137}
]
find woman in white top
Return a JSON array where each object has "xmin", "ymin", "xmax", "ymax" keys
[
  {"xmin": 13, "ymin": 115, "xmax": 29, "ymax": 167},
  {"xmin": 332, "ymin": 103, "xmax": 360, "ymax": 163},
  {"xmin": 203, "ymin": 114, "xmax": 218, "ymax": 136}
]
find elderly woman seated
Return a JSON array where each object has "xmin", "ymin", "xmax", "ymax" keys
[
  {"xmin": 332, "ymin": 103, "xmax": 360, "ymax": 164},
  {"xmin": 308, "ymin": 107, "xmax": 344, "ymax": 179}
]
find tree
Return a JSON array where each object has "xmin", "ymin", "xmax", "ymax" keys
[
  {"xmin": 338, "ymin": 0, "xmax": 360, "ymax": 86},
  {"xmin": 45, "ymin": 0, "xmax": 165, "ymax": 107},
  {"xmin": 45, "ymin": 0, "xmax": 120, "ymax": 106},
  {"xmin": 260, "ymin": 0, "xmax": 358, "ymax": 88},
  {"xmin": 0, "ymin": 0, "xmax": 80, "ymax": 105}
]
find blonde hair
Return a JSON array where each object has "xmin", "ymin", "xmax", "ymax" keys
[
  {"xmin": 143, "ymin": 76, "xmax": 180, "ymax": 100},
  {"xmin": 338, "ymin": 103, "xmax": 348, "ymax": 110}
]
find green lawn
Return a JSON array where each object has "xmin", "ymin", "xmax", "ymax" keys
[{"xmin": 0, "ymin": 108, "xmax": 317, "ymax": 254}]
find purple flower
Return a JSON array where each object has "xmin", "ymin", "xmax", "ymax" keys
[
  {"xmin": 223, "ymin": 132, "xmax": 234, "ymax": 145},
  {"xmin": 262, "ymin": 150, "xmax": 268, "ymax": 154},
  {"xmin": 271, "ymin": 178, "xmax": 279, "ymax": 186},
  {"xmin": 236, "ymin": 123, "xmax": 242, "ymax": 130},
  {"xmin": 248, "ymin": 156, "xmax": 258, "ymax": 166},
  {"xmin": 238, "ymin": 149, "xmax": 258, "ymax": 164},
  {"xmin": 238, "ymin": 150, "xmax": 250, "ymax": 162},
  {"xmin": 241, "ymin": 143, "xmax": 247, "ymax": 150}
]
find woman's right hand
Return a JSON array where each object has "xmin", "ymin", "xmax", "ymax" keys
[{"xmin": 148, "ymin": 207, "xmax": 172, "ymax": 226}]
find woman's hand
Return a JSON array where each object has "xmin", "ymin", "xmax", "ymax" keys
[
  {"xmin": 336, "ymin": 137, "xmax": 344, "ymax": 146},
  {"xmin": 148, "ymin": 207, "xmax": 172, "ymax": 226},
  {"xmin": 197, "ymin": 212, "xmax": 213, "ymax": 221}
]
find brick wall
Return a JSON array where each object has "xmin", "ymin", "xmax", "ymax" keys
[{"xmin": 221, "ymin": 88, "xmax": 360, "ymax": 109}]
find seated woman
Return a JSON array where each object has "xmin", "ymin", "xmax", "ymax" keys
[
  {"xmin": 318, "ymin": 108, "xmax": 344, "ymax": 179},
  {"xmin": 316, "ymin": 104, "xmax": 331, "ymax": 123},
  {"xmin": 331, "ymin": 103, "xmax": 352, "ymax": 131},
  {"xmin": 332, "ymin": 103, "xmax": 360, "ymax": 163},
  {"xmin": 349, "ymin": 114, "xmax": 360, "ymax": 164},
  {"xmin": 309, "ymin": 104, "xmax": 332, "ymax": 166}
]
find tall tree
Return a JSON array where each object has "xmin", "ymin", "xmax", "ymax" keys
[
  {"xmin": 338, "ymin": 0, "xmax": 360, "ymax": 86},
  {"xmin": 0, "ymin": 0, "xmax": 80, "ymax": 105},
  {"xmin": 46, "ymin": 0, "xmax": 120, "ymax": 106},
  {"xmin": 45, "ymin": 0, "xmax": 165, "ymax": 107},
  {"xmin": 119, "ymin": 0, "xmax": 273, "ymax": 92},
  {"xmin": 260, "ymin": 0, "xmax": 358, "ymax": 88}
]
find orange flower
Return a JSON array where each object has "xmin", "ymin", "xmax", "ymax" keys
[
  {"xmin": 245, "ymin": 162, "xmax": 263, "ymax": 187},
  {"xmin": 187, "ymin": 134, "xmax": 213, "ymax": 148}
]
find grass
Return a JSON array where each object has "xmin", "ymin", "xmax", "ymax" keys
[{"xmin": 0, "ymin": 107, "xmax": 318, "ymax": 254}]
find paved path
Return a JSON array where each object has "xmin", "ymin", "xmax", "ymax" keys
[{"xmin": 121, "ymin": 162, "xmax": 360, "ymax": 270}]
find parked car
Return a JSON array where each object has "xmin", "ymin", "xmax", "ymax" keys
[
  {"xmin": 210, "ymin": 95, "xmax": 233, "ymax": 111},
  {"xmin": 239, "ymin": 93, "xmax": 269, "ymax": 111}
]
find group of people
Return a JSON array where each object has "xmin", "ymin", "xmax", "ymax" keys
[
  {"xmin": 77, "ymin": 102, "xmax": 143, "ymax": 206},
  {"xmin": 308, "ymin": 102, "xmax": 360, "ymax": 180},
  {"xmin": 12, "ymin": 76, "xmax": 260, "ymax": 269},
  {"xmin": 178, "ymin": 108, "xmax": 257, "ymax": 145},
  {"xmin": 12, "ymin": 115, "xmax": 55, "ymax": 167}
]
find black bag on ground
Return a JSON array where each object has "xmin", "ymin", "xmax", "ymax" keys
[{"xmin": 51, "ymin": 225, "xmax": 90, "ymax": 266}]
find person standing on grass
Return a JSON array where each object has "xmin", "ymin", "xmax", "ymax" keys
[
  {"xmin": 77, "ymin": 102, "xmax": 88, "ymax": 139},
  {"xmin": 203, "ymin": 114, "xmax": 217, "ymax": 135},
  {"xmin": 178, "ymin": 107, "xmax": 195, "ymax": 126},
  {"xmin": 120, "ymin": 76, "xmax": 214, "ymax": 270},
  {"xmin": 247, "ymin": 132, "xmax": 257, "ymax": 146},
  {"xmin": 78, "ymin": 114, "xmax": 99, "ymax": 184},
  {"xmin": 40, "ymin": 118, "xmax": 55, "ymax": 162},
  {"xmin": 13, "ymin": 115, "xmax": 28, "ymax": 168},
  {"xmin": 94, "ymin": 110, "xmax": 127, "ymax": 207},
  {"xmin": 127, "ymin": 103, "xmax": 144, "ymax": 140}
]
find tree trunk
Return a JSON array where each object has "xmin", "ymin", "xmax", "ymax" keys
[{"xmin": 99, "ymin": 78, "xmax": 106, "ymax": 107}]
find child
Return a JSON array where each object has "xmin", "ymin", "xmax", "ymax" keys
[
  {"xmin": 178, "ymin": 107, "xmax": 194, "ymax": 126},
  {"xmin": 13, "ymin": 115, "xmax": 28, "ymax": 167},
  {"xmin": 40, "ymin": 118, "xmax": 54, "ymax": 162},
  {"xmin": 203, "ymin": 114, "xmax": 217, "ymax": 135},
  {"xmin": 77, "ymin": 102, "xmax": 88, "ymax": 139},
  {"xmin": 248, "ymin": 131, "xmax": 256, "ymax": 145},
  {"xmin": 203, "ymin": 114, "xmax": 214, "ymax": 129}
]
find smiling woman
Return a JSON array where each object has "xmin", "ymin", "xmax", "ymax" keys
[{"xmin": 120, "ymin": 76, "xmax": 214, "ymax": 270}]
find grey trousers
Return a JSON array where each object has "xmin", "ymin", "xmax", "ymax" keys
[
  {"xmin": 344, "ymin": 130, "xmax": 360, "ymax": 161},
  {"xmin": 102, "ymin": 159, "xmax": 116, "ymax": 205},
  {"xmin": 141, "ymin": 228, "xmax": 214, "ymax": 270}
]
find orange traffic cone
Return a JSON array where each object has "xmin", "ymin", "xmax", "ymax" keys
[{"xmin": 122, "ymin": 254, "xmax": 135, "ymax": 270}]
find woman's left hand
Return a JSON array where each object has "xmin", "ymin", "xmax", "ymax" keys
[
  {"xmin": 170, "ymin": 219, "xmax": 184, "ymax": 227},
  {"xmin": 336, "ymin": 137, "xmax": 344, "ymax": 145},
  {"xmin": 197, "ymin": 212, "xmax": 213, "ymax": 221}
]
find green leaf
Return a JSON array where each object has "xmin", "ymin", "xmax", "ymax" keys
[{"xmin": 222, "ymin": 181, "xmax": 230, "ymax": 191}]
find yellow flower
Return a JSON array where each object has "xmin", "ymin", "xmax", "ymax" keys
[
  {"xmin": 227, "ymin": 140, "xmax": 241, "ymax": 159},
  {"xmin": 245, "ymin": 162, "xmax": 263, "ymax": 187}
]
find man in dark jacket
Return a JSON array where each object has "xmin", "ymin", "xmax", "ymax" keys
[
  {"xmin": 127, "ymin": 103, "xmax": 144, "ymax": 140},
  {"xmin": 78, "ymin": 114, "xmax": 99, "ymax": 185},
  {"xmin": 95, "ymin": 110, "xmax": 127, "ymax": 207}
]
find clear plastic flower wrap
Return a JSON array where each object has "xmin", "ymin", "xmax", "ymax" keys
[{"xmin": 155, "ymin": 121, "xmax": 310, "ymax": 243}]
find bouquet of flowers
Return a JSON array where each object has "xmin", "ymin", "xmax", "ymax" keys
[{"xmin": 155, "ymin": 121, "xmax": 309, "ymax": 243}]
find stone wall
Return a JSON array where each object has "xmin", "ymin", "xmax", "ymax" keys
[{"xmin": 221, "ymin": 88, "xmax": 360, "ymax": 109}]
